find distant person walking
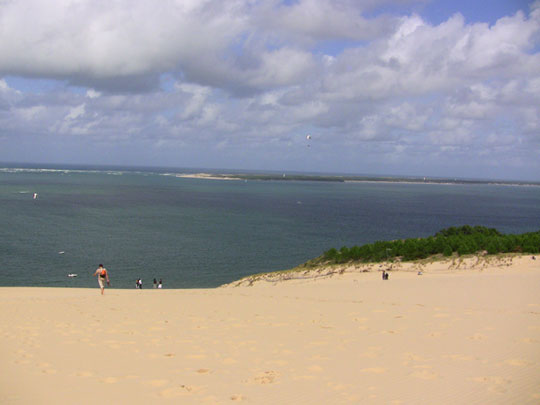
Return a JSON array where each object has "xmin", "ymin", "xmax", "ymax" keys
[
  {"xmin": 153, "ymin": 278, "xmax": 157, "ymax": 288},
  {"xmin": 93, "ymin": 264, "xmax": 110, "ymax": 295},
  {"xmin": 158, "ymin": 279, "xmax": 162, "ymax": 289},
  {"xmin": 137, "ymin": 278, "xmax": 143, "ymax": 289}
]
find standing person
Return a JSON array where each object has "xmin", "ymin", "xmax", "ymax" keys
[
  {"xmin": 93, "ymin": 264, "xmax": 110, "ymax": 295},
  {"xmin": 138, "ymin": 278, "xmax": 143, "ymax": 289},
  {"xmin": 158, "ymin": 279, "xmax": 162, "ymax": 289},
  {"xmin": 153, "ymin": 278, "xmax": 157, "ymax": 288}
]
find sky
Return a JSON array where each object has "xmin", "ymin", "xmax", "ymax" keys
[{"xmin": 1, "ymin": 0, "xmax": 539, "ymax": 181}]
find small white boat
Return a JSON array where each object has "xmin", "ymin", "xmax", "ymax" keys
[{"xmin": 67, "ymin": 273, "xmax": 77, "ymax": 277}]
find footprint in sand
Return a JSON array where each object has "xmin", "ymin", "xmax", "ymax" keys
[
  {"xmin": 361, "ymin": 346, "xmax": 383, "ymax": 359},
  {"xmin": 471, "ymin": 376, "xmax": 512, "ymax": 393},
  {"xmin": 230, "ymin": 394, "xmax": 246, "ymax": 401},
  {"xmin": 187, "ymin": 354, "xmax": 207, "ymax": 359},
  {"xmin": 443, "ymin": 354, "xmax": 474, "ymax": 362},
  {"xmin": 411, "ymin": 368, "xmax": 439, "ymax": 380},
  {"xmin": 147, "ymin": 379, "xmax": 169, "ymax": 387},
  {"xmin": 309, "ymin": 341, "xmax": 329, "ymax": 347},
  {"xmin": 361, "ymin": 367, "xmax": 386, "ymax": 374},
  {"xmin": 75, "ymin": 371, "xmax": 94, "ymax": 377},
  {"xmin": 159, "ymin": 385, "xmax": 200, "ymax": 398},
  {"xmin": 402, "ymin": 353, "xmax": 427, "ymax": 363},
  {"xmin": 267, "ymin": 358, "xmax": 289, "ymax": 367},
  {"xmin": 293, "ymin": 375, "xmax": 318, "ymax": 381},
  {"xmin": 504, "ymin": 358, "xmax": 530, "ymax": 367},
  {"xmin": 251, "ymin": 371, "xmax": 279, "ymax": 385},
  {"xmin": 469, "ymin": 333, "xmax": 487, "ymax": 341},
  {"xmin": 433, "ymin": 313, "xmax": 451, "ymax": 318}
]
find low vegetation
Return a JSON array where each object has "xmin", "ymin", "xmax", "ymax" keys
[{"xmin": 321, "ymin": 226, "xmax": 540, "ymax": 264}]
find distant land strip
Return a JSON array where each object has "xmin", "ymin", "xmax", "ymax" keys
[{"xmin": 176, "ymin": 172, "xmax": 540, "ymax": 187}]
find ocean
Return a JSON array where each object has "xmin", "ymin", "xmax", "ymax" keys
[{"xmin": 2, "ymin": 166, "xmax": 540, "ymax": 289}]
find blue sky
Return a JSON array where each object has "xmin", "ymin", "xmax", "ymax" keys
[{"xmin": 1, "ymin": 0, "xmax": 539, "ymax": 180}]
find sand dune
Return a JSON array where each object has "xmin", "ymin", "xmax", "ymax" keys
[{"xmin": 1, "ymin": 255, "xmax": 540, "ymax": 404}]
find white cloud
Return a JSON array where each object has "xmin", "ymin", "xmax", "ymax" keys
[
  {"xmin": 0, "ymin": 0, "xmax": 539, "ymax": 180},
  {"xmin": 86, "ymin": 89, "xmax": 101, "ymax": 99},
  {"xmin": 66, "ymin": 104, "xmax": 85, "ymax": 120}
]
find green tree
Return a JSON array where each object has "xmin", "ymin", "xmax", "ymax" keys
[{"xmin": 443, "ymin": 244, "xmax": 453, "ymax": 257}]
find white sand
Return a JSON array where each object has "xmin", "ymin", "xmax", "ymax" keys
[{"xmin": 1, "ymin": 255, "xmax": 540, "ymax": 404}]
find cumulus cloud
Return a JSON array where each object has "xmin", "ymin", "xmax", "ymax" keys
[{"xmin": 0, "ymin": 0, "xmax": 539, "ymax": 179}]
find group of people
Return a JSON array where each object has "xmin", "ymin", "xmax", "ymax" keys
[
  {"xmin": 93, "ymin": 264, "xmax": 163, "ymax": 295},
  {"xmin": 135, "ymin": 278, "xmax": 163, "ymax": 289}
]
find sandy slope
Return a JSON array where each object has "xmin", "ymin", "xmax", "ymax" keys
[{"xmin": 1, "ymin": 256, "xmax": 539, "ymax": 404}]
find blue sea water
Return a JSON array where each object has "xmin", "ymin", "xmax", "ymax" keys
[{"xmin": 1, "ymin": 166, "xmax": 540, "ymax": 289}]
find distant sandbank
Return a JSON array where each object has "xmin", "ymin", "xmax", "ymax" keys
[
  {"xmin": 174, "ymin": 173, "xmax": 243, "ymax": 181},
  {"xmin": 172, "ymin": 172, "xmax": 540, "ymax": 187}
]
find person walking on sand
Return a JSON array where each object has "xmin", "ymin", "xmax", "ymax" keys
[{"xmin": 93, "ymin": 264, "xmax": 110, "ymax": 295}]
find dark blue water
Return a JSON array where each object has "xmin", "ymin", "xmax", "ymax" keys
[{"xmin": 2, "ymin": 167, "xmax": 540, "ymax": 288}]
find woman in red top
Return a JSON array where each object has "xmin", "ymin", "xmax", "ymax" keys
[{"xmin": 93, "ymin": 264, "xmax": 110, "ymax": 295}]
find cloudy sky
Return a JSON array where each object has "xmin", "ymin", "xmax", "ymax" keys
[{"xmin": 1, "ymin": 0, "xmax": 539, "ymax": 180}]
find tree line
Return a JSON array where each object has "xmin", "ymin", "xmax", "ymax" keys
[{"xmin": 322, "ymin": 226, "xmax": 540, "ymax": 264}]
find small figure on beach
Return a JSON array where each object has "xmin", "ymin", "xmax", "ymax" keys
[
  {"xmin": 158, "ymin": 279, "xmax": 162, "ymax": 289},
  {"xmin": 382, "ymin": 270, "xmax": 389, "ymax": 280},
  {"xmin": 153, "ymin": 278, "xmax": 157, "ymax": 288},
  {"xmin": 93, "ymin": 264, "xmax": 110, "ymax": 295},
  {"xmin": 138, "ymin": 278, "xmax": 143, "ymax": 289}
]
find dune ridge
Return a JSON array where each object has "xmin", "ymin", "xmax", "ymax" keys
[
  {"xmin": 224, "ymin": 253, "xmax": 525, "ymax": 287},
  {"xmin": 1, "ymin": 255, "xmax": 539, "ymax": 404}
]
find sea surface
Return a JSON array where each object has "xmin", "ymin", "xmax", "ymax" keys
[{"xmin": 2, "ymin": 166, "xmax": 540, "ymax": 289}]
